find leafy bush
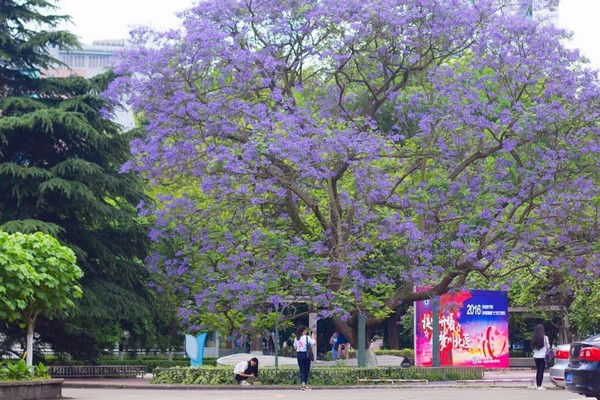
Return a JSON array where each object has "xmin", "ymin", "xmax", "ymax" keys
[
  {"xmin": 374, "ymin": 349, "xmax": 415, "ymax": 358},
  {"xmin": 152, "ymin": 365, "xmax": 483, "ymax": 385},
  {"xmin": 0, "ymin": 360, "xmax": 50, "ymax": 381}
]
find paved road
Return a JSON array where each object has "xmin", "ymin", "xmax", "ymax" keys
[{"xmin": 61, "ymin": 387, "xmax": 584, "ymax": 400}]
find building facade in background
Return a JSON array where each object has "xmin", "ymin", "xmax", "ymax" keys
[
  {"xmin": 45, "ymin": 39, "xmax": 127, "ymax": 78},
  {"xmin": 44, "ymin": 39, "xmax": 134, "ymax": 128}
]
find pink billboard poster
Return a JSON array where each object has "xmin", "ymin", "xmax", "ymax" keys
[{"xmin": 414, "ymin": 289, "xmax": 509, "ymax": 368}]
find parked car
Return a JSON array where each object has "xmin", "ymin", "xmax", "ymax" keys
[
  {"xmin": 549, "ymin": 343, "xmax": 570, "ymax": 387},
  {"xmin": 565, "ymin": 334, "xmax": 600, "ymax": 399}
]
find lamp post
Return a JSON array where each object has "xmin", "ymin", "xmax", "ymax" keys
[{"xmin": 432, "ymin": 296, "xmax": 440, "ymax": 367}]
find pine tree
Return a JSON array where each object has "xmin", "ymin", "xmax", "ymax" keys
[
  {"xmin": 0, "ymin": 1, "xmax": 153, "ymax": 360},
  {"xmin": 0, "ymin": 0, "xmax": 78, "ymax": 95}
]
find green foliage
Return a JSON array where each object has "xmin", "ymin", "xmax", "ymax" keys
[
  {"xmin": 0, "ymin": 231, "xmax": 83, "ymax": 365},
  {"xmin": 0, "ymin": 360, "xmax": 50, "ymax": 381},
  {"xmin": 0, "ymin": 0, "xmax": 161, "ymax": 360},
  {"xmin": 152, "ymin": 365, "xmax": 482, "ymax": 385},
  {"xmin": 0, "ymin": 231, "xmax": 83, "ymax": 324},
  {"xmin": 568, "ymin": 280, "xmax": 600, "ymax": 338},
  {"xmin": 0, "ymin": 219, "xmax": 64, "ymax": 237},
  {"xmin": 0, "ymin": 0, "xmax": 79, "ymax": 95},
  {"xmin": 504, "ymin": 262, "xmax": 600, "ymax": 341},
  {"xmin": 0, "ymin": 72, "xmax": 155, "ymax": 360}
]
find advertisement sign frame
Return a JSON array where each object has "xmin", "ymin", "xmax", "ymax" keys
[{"xmin": 414, "ymin": 289, "xmax": 509, "ymax": 368}]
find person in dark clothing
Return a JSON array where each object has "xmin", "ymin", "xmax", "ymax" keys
[
  {"xmin": 531, "ymin": 324, "xmax": 550, "ymax": 390},
  {"xmin": 337, "ymin": 330, "xmax": 350, "ymax": 360},
  {"xmin": 293, "ymin": 325, "xmax": 316, "ymax": 390}
]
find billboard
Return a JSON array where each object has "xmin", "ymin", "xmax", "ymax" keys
[{"xmin": 414, "ymin": 289, "xmax": 509, "ymax": 368}]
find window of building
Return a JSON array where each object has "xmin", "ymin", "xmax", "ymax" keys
[{"xmin": 60, "ymin": 54, "xmax": 86, "ymax": 68}]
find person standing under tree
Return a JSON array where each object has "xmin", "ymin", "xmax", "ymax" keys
[
  {"xmin": 337, "ymin": 330, "xmax": 350, "ymax": 361},
  {"xmin": 531, "ymin": 324, "xmax": 550, "ymax": 390},
  {"xmin": 330, "ymin": 330, "xmax": 339, "ymax": 360},
  {"xmin": 293, "ymin": 325, "xmax": 316, "ymax": 390},
  {"xmin": 233, "ymin": 357, "xmax": 259, "ymax": 386}
]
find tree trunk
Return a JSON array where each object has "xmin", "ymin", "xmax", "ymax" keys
[
  {"xmin": 387, "ymin": 312, "xmax": 401, "ymax": 350},
  {"xmin": 26, "ymin": 318, "xmax": 35, "ymax": 367},
  {"xmin": 251, "ymin": 335, "xmax": 263, "ymax": 353}
]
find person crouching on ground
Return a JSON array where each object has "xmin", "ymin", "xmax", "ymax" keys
[{"xmin": 233, "ymin": 357, "xmax": 259, "ymax": 386}]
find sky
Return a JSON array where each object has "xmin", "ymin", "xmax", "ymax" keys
[
  {"xmin": 57, "ymin": 0, "xmax": 600, "ymax": 67},
  {"xmin": 57, "ymin": 0, "xmax": 194, "ymax": 43}
]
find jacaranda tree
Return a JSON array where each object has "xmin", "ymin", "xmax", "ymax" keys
[{"xmin": 108, "ymin": 0, "xmax": 600, "ymax": 363}]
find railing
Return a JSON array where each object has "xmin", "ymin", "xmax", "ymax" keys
[{"xmin": 48, "ymin": 365, "xmax": 146, "ymax": 378}]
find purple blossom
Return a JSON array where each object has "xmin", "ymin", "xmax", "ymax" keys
[{"xmin": 107, "ymin": 0, "xmax": 600, "ymax": 335}]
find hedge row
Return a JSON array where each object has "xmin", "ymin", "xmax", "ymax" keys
[{"xmin": 152, "ymin": 365, "xmax": 483, "ymax": 385}]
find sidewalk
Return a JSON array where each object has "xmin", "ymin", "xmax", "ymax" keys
[{"xmin": 62, "ymin": 369, "xmax": 555, "ymax": 390}]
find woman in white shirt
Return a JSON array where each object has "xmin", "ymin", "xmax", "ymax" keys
[
  {"xmin": 233, "ymin": 357, "xmax": 259, "ymax": 386},
  {"xmin": 531, "ymin": 324, "xmax": 550, "ymax": 390},
  {"xmin": 293, "ymin": 325, "xmax": 316, "ymax": 390}
]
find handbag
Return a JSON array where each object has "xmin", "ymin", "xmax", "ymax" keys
[
  {"xmin": 545, "ymin": 348, "xmax": 555, "ymax": 365},
  {"xmin": 306, "ymin": 337, "xmax": 314, "ymax": 360}
]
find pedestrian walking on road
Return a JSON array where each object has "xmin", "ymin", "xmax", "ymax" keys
[
  {"xmin": 531, "ymin": 323, "xmax": 550, "ymax": 390},
  {"xmin": 293, "ymin": 325, "xmax": 316, "ymax": 390}
]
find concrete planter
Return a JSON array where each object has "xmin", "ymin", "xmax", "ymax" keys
[{"xmin": 0, "ymin": 378, "xmax": 63, "ymax": 400}]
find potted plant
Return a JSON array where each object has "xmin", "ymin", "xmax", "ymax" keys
[{"xmin": 0, "ymin": 359, "xmax": 63, "ymax": 400}]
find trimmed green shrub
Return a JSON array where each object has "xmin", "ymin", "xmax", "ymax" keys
[
  {"xmin": 374, "ymin": 349, "xmax": 415, "ymax": 358},
  {"xmin": 152, "ymin": 365, "xmax": 483, "ymax": 385}
]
